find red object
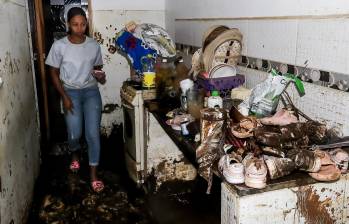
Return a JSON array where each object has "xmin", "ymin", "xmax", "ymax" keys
[
  {"xmin": 91, "ymin": 180, "xmax": 105, "ymax": 193},
  {"xmin": 69, "ymin": 160, "xmax": 80, "ymax": 172},
  {"xmin": 125, "ymin": 36, "xmax": 137, "ymax": 49}
]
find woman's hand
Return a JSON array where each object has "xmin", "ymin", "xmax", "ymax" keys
[
  {"xmin": 63, "ymin": 95, "xmax": 74, "ymax": 113},
  {"xmin": 92, "ymin": 70, "xmax": 106, "ymax": 84}
]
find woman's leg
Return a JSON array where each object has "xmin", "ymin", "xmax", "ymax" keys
[
  {"xmin": 82, "ymin": 87, "xmax": 102, "ymax": 181},
  {"xmin": 64, "ymin": 89, "xmax": 83, "ymax": 165}
]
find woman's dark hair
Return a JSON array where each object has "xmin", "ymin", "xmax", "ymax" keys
[
  {"xmin": 67, "ymin": 7, "xmax": 89, "ymax": 35},
  {"xmin": 67, "ymin": 7, "xmax": 86, "ymax": 22}
]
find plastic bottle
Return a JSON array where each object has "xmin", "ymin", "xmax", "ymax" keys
[
  {"xmin": 207, "ymin": 90, "xmax": 223, "ymax": 108},
  {"xmin": 141, "ymin": 54, "xmax": 156, "ymax": 89},
  {"xmin": 180, "ymin": 119, "xmax": 190, "ymax": 136}
]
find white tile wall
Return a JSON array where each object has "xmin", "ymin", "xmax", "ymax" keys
[
  {"xmin": 174, "ymin": 17, "xmax": 349, "ymax": 75},
  {"xmin": 247, "ymin": 20, "xmax": 298, "ymax": 64},
  {"xmin": 175, "ymin": 21, "xmax": 192, "ymax": 46},
  {"xmin": 167, "ymin": 0, "xmax": 349, "ymax": 19},
  {"xmin": 296, "ymin": 19, "xmax": 349, "ymax": 74},
  {"xmin": 175, "ymin": 20, "xmax": 248, "ymax": 54},
  {"xmin": 91, "ymin": 0, "xmax": 165, "ymax": 11}
]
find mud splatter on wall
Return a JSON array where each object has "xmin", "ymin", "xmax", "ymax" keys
[
  {"xmin": 0, "ymin": 1, "xmax": 40, "ymax": 223},
  {"xmin": 296, "ymin": 186, "xmax": 334, "ymax": 224}
]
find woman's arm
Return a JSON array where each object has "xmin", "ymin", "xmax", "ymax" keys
[{"xmin": 49, "ymin": 67, "xmax": 73, "ymax": 113}]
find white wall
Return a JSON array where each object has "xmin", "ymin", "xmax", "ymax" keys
[
  {"xmin": 91, "ymin": 0, "xmax": 165, "ymax": 11},
  {"xmin": 90, "ymin": 0, "xmax": 166, "ymax": 135},
  {"xmin": 0, "ymin": 0, "xmax": 40, "ymax": 223},
  {"xmin": 166, "ymin": 0, "xmax": 349, "ymax": 18},
  {"xmin": 166, "ymin": 0, "xmax": 349, "ymax": 75}
]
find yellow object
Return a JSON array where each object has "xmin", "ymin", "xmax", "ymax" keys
[{"xmin": 143, "ymin": 72, "xmax": 156, "ymax": 88}]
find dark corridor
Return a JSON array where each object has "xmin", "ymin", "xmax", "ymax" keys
[{"xmin": 26, "ymin": 125, "xmax": 221, "ymax": 224}]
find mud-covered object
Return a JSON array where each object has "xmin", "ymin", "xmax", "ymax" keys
[
  {"xmin": 197, "ymin": 108, "xmax": 226, "ymax": 193},
  {"xmin": 199, "ymin": 108, "xmax": 227, "ymax": 143},
  {"xmin": 260, "ymin": 109, "xmax": 298, "ymax": 126},
  {"xmin": 225, "ymin": 126, "xmax": 245, "ymax": 149},
  {"xmin": 254, "ymin": 122, "xmax": 318, "ymax": 149},
  {"xmin": 329, "ymin": 148, "xmax": 349, "ymax": 173},
  {"xmin": 231, "ymin": 117, "xmax": 260, "ymax": 139},
  {"xmin": 244, "ymin": 157, "xmax": 267, "ymax": 189},
  {"xmin": 262, "ymin": 146, "xmax": 286, "ymax": 158},
  {"xmin": 308, "ymin": 165, "xmax": 341, "ymax": 181},
  {"xmin": 155, "ymin": 61, "xmax": 179, "ymax": 100},
  {"xmin": 37, "ymin": 171, "xmax": 150, "ymax": 224},
  {"xmin": 133, "ymin": 23, "xmax": 176, "ymax": 58},
  {"xmin": 264, "ymin": 156, "xmax": 296, "ymax": 179},
  {"xmin": 305, "ymin": 121, "xmax": 328, "ymax": 144},
  {"xmin": 308, "ymin": 150, "xmax": 341, "ymax": 181},
  {"xmin": 245, "ymin": 138, "xmax": 263, "ymax": 157},
  {"xmin": 287, "ymin": 149, "xmax": 322, "ymax": 172}
]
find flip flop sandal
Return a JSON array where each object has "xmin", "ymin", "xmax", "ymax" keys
[
  {"xmin": 69, "ymin": 160, "xmax": 80, "ymax": 173},
  {"xmin": 91, "ymin": 180, "xmax": 105, "ymax": 193}
]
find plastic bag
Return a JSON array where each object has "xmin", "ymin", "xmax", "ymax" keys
[{"xmin": 238, "ymin": 69, "xmax": 304, "ymax": 117}]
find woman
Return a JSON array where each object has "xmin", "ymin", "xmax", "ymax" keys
[{"xmin": 45, "ymin": 7, "xmax": 105, "ymax": 192}]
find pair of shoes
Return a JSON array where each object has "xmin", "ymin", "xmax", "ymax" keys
[
  {"xmin": 91, "ymin": 180, "xmax": 105, "ymax": 193},
  {"xmin": 69, "ymin": 160, "xmax": 80, "ymax": 172},
  {"xmin": 243, "ymin": 156, "xmax": 267, "ymax": 189}
]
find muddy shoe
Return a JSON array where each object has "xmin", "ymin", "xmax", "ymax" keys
[
  {"xmin": 223, "ymin": 163, "xmax": 245, "ymax": 184},
  {"xmin": 242, "ymin": 153, "xmax": 255, "ymax": 167},
  {"xmin": 231, "ymin": 117, "xmax": 260, "ymax": 139},
  {"xmin": 222, "ymin": 156, "xmax": 245, "ymax": 184},
  {"xmin": 308, "ymin": 149, "xmax": 342, "ymax": 182},
  {"xmin": 306, "ymin": 121, "xmax": 328, "ymax": 144},
  {"xmin": 259, "ymin": 109, "xmax": 298, "ymax": 126},
  {"xmin": 287, "ymin": 149, "xmax": 322, "ymax": 172},
  {"xmin": 314, "ymin": 149, "xmax": 334, "ymax": 165},
  {"xmin": 308, "ymin": 164, "xmax": 341, "ymax": 182},
  {"xmin": 329, "ymin": 148, "xmax": 349, "ymax": 173},
  {"xmin": 264, "ymin": 156, "xmax": 296, "ymax": 179},
  {"xmin": 254, "ymin": 126, "xmax": 283, "ymax": 147},
  {"xmin": 244, "ymin": 158, "xmax": 267, "ymax": 189},
  {"xmin": 262, "ymin": 146, "xmax": 286, "ymax": 158}
]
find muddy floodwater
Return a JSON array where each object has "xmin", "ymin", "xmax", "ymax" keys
[{"xmin": 27, "ymin": 125, "xmax": 220, "ymax": 224}]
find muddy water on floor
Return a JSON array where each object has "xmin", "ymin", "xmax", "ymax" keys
[{"xmin": 27, "ymin": 125, "xmax": 220, "ymax": 224}]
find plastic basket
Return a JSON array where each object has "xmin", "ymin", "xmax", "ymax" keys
[{"xmin": 196, "ymin": 74, "xmax": 245, "ymax": 92}]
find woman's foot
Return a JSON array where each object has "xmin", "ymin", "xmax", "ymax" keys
[
  {"xmin": 91, "ymin": 180, "xmax": 104, "ymax": 193},
  {"xmin": 69, "ymin": 152, "xmax": 80, "ymax": 172},
  {"xmin": 90, "ymin": 165, "xmax": 104, "ymax": 193}
]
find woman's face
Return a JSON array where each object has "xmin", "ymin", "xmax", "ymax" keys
[{"xmin": 68, "ymin": 15, "xmax": 87, "ymax": 37}]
